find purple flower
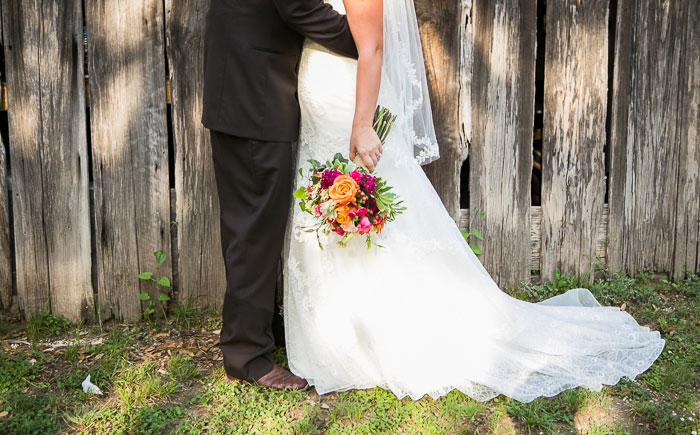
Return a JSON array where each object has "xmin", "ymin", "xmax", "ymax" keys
[
  {"xmin": 360, "ymin": 174, "xmax": 377, "ymax": 194},
  {"xmin": 320, "ymin": 168, "xmax": 342, "ymax": 189}
]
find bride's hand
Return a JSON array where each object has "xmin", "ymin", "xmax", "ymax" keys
[{"xmin": 349, "ymin": 125, "xmax": 383, "ymax": 172}]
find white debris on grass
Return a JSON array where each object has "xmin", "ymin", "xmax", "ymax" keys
[
  {"xmin": 1, "ymin": 337, "xmax": 104, "ymax": 348},
  {"xmin": 82, "ymin": 374, "xmax": 103, "ymax": 395}
]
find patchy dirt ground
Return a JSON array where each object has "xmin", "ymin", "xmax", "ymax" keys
[{"xmin": 1, "ymin": 269, "xmax": 698, "ymax": 434}]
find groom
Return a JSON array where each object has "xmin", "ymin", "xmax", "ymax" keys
[{"xmin": 201, "ymin": 0, "xmax": 359, "ymax": 390}]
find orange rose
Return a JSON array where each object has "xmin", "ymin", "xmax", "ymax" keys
[
  {"xmin": 335, "ymin": 206, "xmax": 350, "ymax": 224},
  {"xmin": 328, "ymin": 175, "xmax": 359, "ymax": 206}
]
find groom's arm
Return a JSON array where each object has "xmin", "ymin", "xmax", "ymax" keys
[{"xmin": 272, "ymin": 0, "xmax": 359, "ymax": 59}]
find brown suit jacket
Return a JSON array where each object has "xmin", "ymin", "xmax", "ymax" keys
[{"xmin": 202, "ymin": 0, "xmax": 358, "ymax": 142}]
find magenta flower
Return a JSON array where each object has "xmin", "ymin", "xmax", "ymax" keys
[
  {"xmin": 359, "ymin": 174, "xmax": 377, "ymax": 194},
  {"xmin": 348, "ymin": 207, "xmax": 367, "ymax": 218},
  {"xmin": 349, "ymin": 169, "xmax": 362, "ymax": 183},
  {"xmin": 367, "ymin": 198, "xmax": 379, "ymax": 214},
  {"xmin": 320, "ymin": 168, "xmax": 342, "ymax": 189}
]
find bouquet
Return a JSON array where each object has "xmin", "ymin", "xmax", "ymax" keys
[{"xmin": 293, "ymin": 107, "xmax": 405, "ymax": 248}]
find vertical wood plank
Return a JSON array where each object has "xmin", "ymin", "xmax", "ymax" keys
[
  {"xmin": 673, "ymin": 0, "xmax": 700, "ymax": 278},
  {"xmin": 0, "ymin": 1, "xmax": 9, "ymax": 309},
  {"xmin": 86, "ymin": 0, "xmax": 171, "ymax": 321},
  {"xmin": 470, "ymin": 0, "xmax": 536, "ymax": 290},
  {"xmin": 0, "ymin": 134, "xmax": 11, "ymax": 310},
  {"xmin": 608, "ymin": 0, "xmax": 687, "ymax": 277},
  {"xmin": 2, "ymin": 0, "xmax": 93, "ymax": 322},
  {"xmin": 165, "ymin": 0, "xmax": 226, "ymax": 310},
  {"xmin": 459, "ymin": 0, "xmax": 473, "ymax": 164},
  {"xmin": 415, "ymin": 0, "xmax": 470, "ymax": 221},
  {"xmin": 540, "ymin": 0, "xmax": 608, "ymax": 283}
]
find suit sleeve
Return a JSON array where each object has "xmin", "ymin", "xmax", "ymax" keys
[{"xmin": 272, "ymin": 0, "xmax": 359, "ymax": 59}]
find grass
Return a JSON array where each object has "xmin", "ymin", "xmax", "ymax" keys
[
  {"xmin": 24, "ymin": 309, "xmax": 72, "ymax": 344},
  {"xmin": 0, "ymin": 268, "xmax": 698, "ymax": 434}
]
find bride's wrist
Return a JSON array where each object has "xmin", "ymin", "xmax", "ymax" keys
[{"xmin": 351, "ymin": 121, "xmax": 373, "ymax": 131}]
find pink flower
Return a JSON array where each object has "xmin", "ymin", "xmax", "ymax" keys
[
  {"xmin": 319, "ymin": 200, "xmax": 331, "ymax": 216},
  {"xmin": 332, "ymin": 227, "xmax": 345, "ymax": 236},
  {"xmin": 358, "ymin": 216, "xmax": 371, "ymax": 234},
  {"xmin": 341, "ymin": 220, "xmax": 355, "ymax": 233}
]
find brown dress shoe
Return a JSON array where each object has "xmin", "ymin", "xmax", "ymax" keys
[{"xmin": 225, "ymin": 364, "xmax": 309, "ymax": 391}]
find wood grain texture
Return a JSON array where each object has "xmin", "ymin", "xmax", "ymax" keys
[
  {"xmin": 86, "ymin": 0, "xmax": 171, "ymax": 321},
  {"xmin": 0, "ymin": 133, "xmax": 12, "ymax": 310},
  {"xmin": 2, "ymin": 0, "xmax": 93, "ymax": 322},
  {"xmin": 0, "ymin": 7, "xmax": 9, "ymax": 312},
  {"xmin": 415, "ymin": 0, "xmax": 470, "ymax": 221},
  {"xmin": 459, "ymin": 204, "xmax": 609, "ymax": 276},
  {"xmin": 540, "ymin": 0, "xmax": 608, "ymax": 283},
  {"xmin": 470, "ymin": 0, "xmax": 536, "ymax": 290},
  {"xmin": 165, "ymin": 0, "xmax": 226, "ymax": 310},
  {"xmin": 608, "ymin": 0, "xmax": 690, "ymax": 277},
  {"xmin": 459, "ymin": 0, "xmax": 473, "ymax": 160},
  {"xmin": 673, "ymin": 0, "xmax": 700, "ymax": 278}
]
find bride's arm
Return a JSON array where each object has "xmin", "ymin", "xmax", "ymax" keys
[
  {"xmin": 272, "ymin": 0, "xmax": 358, "ymax": 59},
  {"xmin": 344, "ymin": 0, "xmax": 383, "ymax": 172}
]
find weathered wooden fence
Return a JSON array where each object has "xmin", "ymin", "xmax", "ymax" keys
[{"xmin": 0, "ymin": 0, "xmax": 697, "ymax": 323}]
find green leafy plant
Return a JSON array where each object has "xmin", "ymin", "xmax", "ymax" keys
[
  {"xmin": 461, "ymin": 208, "xmax": 485, "ymax": 255},
  {"xmin": 137, "ymin": 250, "xmax": 172, "ymax": 323},
  {"xmin": 461, "ymin": 227, "xmax": 484, "ymax": 255},
  {"xmin": 138, "ymin": 250, "xmax": 171, "ymax": 288},
  {"xmin": 138, "ymin": 292, "xmax": 171, "ymax": 324}
]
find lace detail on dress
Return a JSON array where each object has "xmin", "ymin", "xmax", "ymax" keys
[{"xmin": 413, "ymin": 137, "xmax": 441, "ymax": 165}]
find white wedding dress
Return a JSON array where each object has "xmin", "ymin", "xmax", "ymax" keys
[{"xmin": 282, "ymin": 0, "xmax": 665, "ymax": 402}]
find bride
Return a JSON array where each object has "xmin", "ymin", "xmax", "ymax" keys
[{"xmin": 283, "ymin": 0, "xmax": 665, "ymax": 402}]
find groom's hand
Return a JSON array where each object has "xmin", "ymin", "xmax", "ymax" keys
[{"xmin": 349, "ymin": 125, "xmax": 383, "ymax": 173}]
